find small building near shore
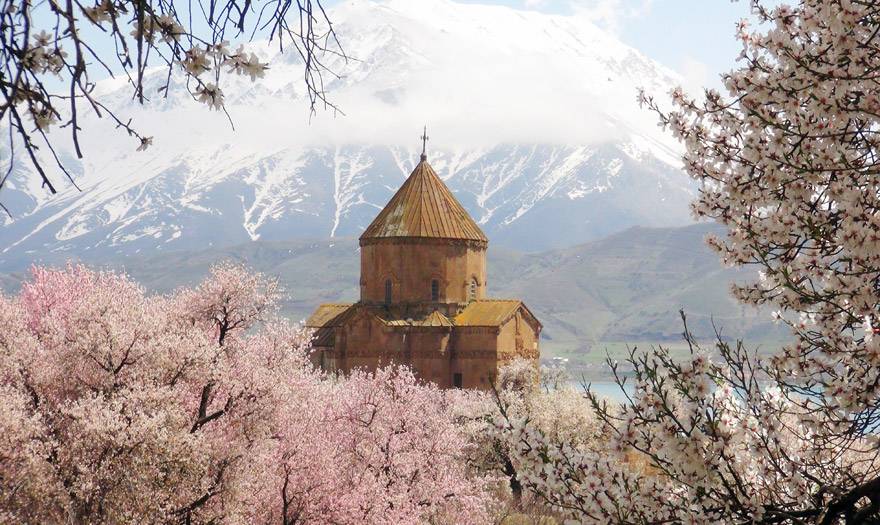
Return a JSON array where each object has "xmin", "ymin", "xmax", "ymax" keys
[{"xmin": 306, "ymin": 149, "xmax": 541, "ymax": 389}]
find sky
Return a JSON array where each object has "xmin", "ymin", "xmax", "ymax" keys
[
  {"xmin": 451, "ymin": 0, "xmax": 757, "ymax": 91},
  {"xmin": 52, "ymin": 0, "xmax": 757, "ymax": 93}
]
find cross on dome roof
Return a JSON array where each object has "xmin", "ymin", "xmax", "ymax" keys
[{"xmin": 420, "ymin": 125, "xmax": 429, "ymax": 161}]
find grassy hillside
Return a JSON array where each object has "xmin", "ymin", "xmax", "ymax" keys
[
  {"xmin": 0, "ymin": 223, "xmax": 789, "ymax": 362},
  {"xmin": 492, "ymin": 224, "xmax": 788, "ymax": 360}
]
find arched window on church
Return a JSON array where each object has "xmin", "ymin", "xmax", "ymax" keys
[
  {"xmin": 431, "ymin": 279, "xmax": 439, "ymax": 302},
  {"xmin": 385, "ymin": 279, "xmax": 392, "ymax": 305},
  {"xmin": 469, "ymin": 278, "xmax": 478, "ymax": 301}
]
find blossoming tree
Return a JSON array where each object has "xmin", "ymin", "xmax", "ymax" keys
[
  {"xmin": 452, "ymin": 359, "xmax": 606, "ymax": 514},
  {"xmin": 500, "ymin": 1, "xmax": 880, "ymax": 523},
  {"xmin": 0, "ymin": 0, "xmax": 344, "ymax": 206},
  {"xmin": 0, "ymin": 263, "xmax": 494, "ymax": 524}
]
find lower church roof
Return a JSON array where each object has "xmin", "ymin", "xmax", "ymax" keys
[
  {"xmin": 306, "ymin": 300, "xmax": 541, "ymax": 338},
  {"xmin": 306, "ymin": 303, "xmax": 356, "ymax": 328},
  {"xmin": 453, "ymin": 300, "xmax": 530, "ymax": 327}
]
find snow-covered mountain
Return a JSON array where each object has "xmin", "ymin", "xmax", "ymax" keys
[{"xmin": 0, "ymin": 0, "xmax": 695, "ymax": 266}]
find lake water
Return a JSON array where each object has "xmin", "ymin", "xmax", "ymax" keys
[{"xmin": 566, "ymin": 381, "xmax": 634, "ymax": 403}]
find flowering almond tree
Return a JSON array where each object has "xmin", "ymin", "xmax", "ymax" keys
[
  {"xmin": 0, "ymin": 0, "xmax": 343, "ymax": 208},
  {"xmin": 0, "ymin": 263, "xmax": 494, "ymax": 524},
  {"xmin": 452, "ymin": 359, "xmax": 606, "ymax": 513},
  {"xmin": 499, "ymin": 1, "xmax": 880, "ymax": 523}
]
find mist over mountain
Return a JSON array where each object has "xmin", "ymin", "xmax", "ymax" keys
[{"xmin": 0, "ymin": 0, "xmax": 695, "ymax": 263}]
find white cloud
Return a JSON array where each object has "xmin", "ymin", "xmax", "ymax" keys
[
  {"xmin": 68, "ymin": 0, "xmax": 682, "ymax": 161},
  {"xmin": 568, "ymin": 0, "xmax": 654, "ymax": 34}
]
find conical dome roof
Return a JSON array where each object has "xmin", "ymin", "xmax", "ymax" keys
[{"xmin": 360, "ymin": 158, "xmax": 487, "ymax": 243}]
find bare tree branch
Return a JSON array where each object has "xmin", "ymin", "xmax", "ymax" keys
[{"xmin": 0, "ymin": 0, "xmax": 346, "ymax": 209}]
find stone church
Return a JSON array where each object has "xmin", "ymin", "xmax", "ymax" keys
[{"xmin": 306, "ymin": 149, "xmax": 541, "ymax": 390}]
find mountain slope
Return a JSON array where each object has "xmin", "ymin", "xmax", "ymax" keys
[
  {"xmin": 0, "ymin": 224, "xmax": 789, "ymax": 362},
  {"xmin": 491, "ymin": 224, "xmax": 787, "ymax": 355},
  {"xmin": 0, "ymin": 0, "xmax": 693, "ymax": 263}
]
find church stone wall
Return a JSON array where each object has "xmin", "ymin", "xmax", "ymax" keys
[
  {"xmin": 360, "ymin": 239, "xmax": 487, "ymax": 304},
  {"xmin": 337, "ymin": 314, "xmax": 456, "ymax": 386},
  {"xmin": 497, "ymin": 310, "xmax": 541, "ymax": 363},
  {"xmin": 407, "ymin": 331, "xmax": 453, "ymax": 386},
  {"xmin": 318, "ymin": 310, "xmax": 540, "ymax": 391},
  {"xmin": 450, "ymin": 327, "xmax": 499, "ymax": 389},
  {"xmin": 339, "ymin": 314, "xmax": 397, "ymax": 371}
]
